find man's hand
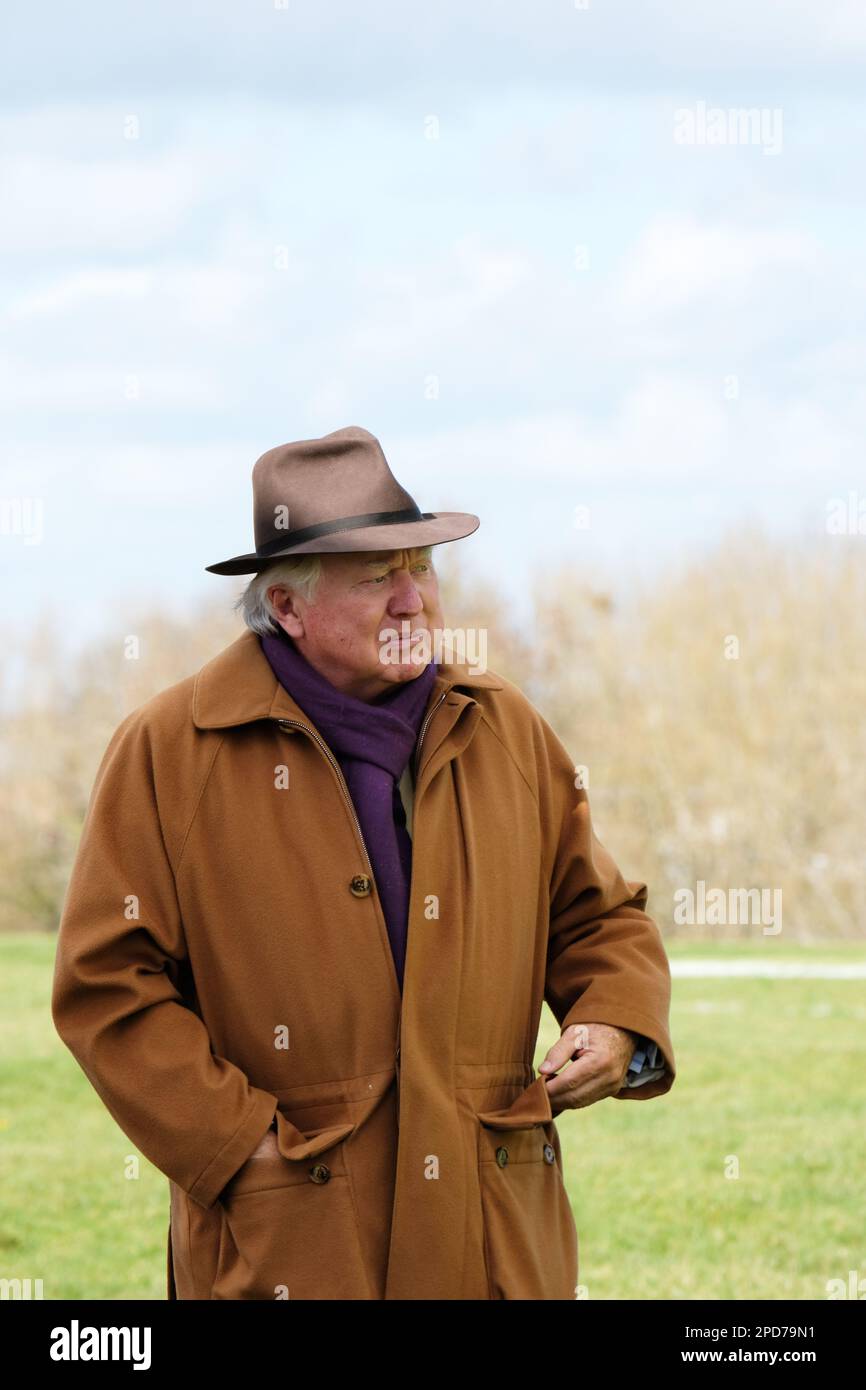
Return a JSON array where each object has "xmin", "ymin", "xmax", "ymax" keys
[
  {"xmin": 538, "ymin": 1022, "xmax": 639, "ymax": 1116},
  {"xmin": 215, "ymin": 1122, "xmax": 277, "ymax": 1205},
  {"xmin": 248, "ymin": 1123, "xmax": 278, "ymax": 1162}
]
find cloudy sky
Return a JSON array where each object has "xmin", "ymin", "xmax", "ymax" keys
[{"xmin": 2, "ymin": 1, "xmax": 864, "ymax": 660}]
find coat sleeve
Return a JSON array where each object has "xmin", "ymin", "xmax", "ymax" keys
[
  {"xmin": 537, "ymin": 713, "xmax": 676, "ymax": 1101},
  {"xmin": 51, "ymin": 709, "xmax": 278, "ymax": 1208}
]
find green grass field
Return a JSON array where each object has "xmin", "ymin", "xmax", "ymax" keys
[{"xmin": 1, "ymin": 934, "xmax": 863, "ymax": 1300}]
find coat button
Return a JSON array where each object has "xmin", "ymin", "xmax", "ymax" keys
[
  {"xmin": 349, "ymin": 874, "xmax": 372, "ymax": 897},
  {"xmin": 309, "ymin": 1163, "xmax": 331, "ymax": 1184},
  {"xmin": 495, "ymin": 1146, "xmax": 508, "ymax": 1168},
  {"xmin": 543, "ymin": 1143, "xmax": 556, "ymax": 1164}
]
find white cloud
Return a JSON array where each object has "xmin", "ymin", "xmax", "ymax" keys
[
  {"xmin": 349, "ymin": 233, "xmax": 534, "ymax": 359},
  {"xmin": 8, "ymin": 270, "xmax": 153, "ymax": 319},
  {"xmin": 0, "ymin": 150, "xmax": 209, "ymax": 253},
  {"xmin": 2, "ymin": 1, "xmax": 866, "ymax": 106},
  {"xmin": 399, "ymin": 375, "xmax": 866, "ymax": 491},
  {"xmin": 401, "ymin": 384, "xmax": 727, "ymax": 486},
  {"xmin": 0, "ymin": 358, "xmax": 220, "ymax": 409},
  {"xmin": 614, "ymin": 217, "xmax": 816, "ymax": 316},
  {"xmin": 0, "ymin": 441, "xmax": 255, "ymax": 501}
]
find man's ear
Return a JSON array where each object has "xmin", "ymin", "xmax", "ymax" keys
[{"xmin": 268, "ymin": 585, "xmax": 305, "ymax": 638}]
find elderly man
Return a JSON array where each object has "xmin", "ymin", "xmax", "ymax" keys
[{"xmin": 52, "ymin": 425, "xmax": 675, "ymax": 1301}]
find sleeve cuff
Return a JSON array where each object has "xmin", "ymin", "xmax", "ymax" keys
[{"xmin": 188, "ymin": 1089, "xmax": 279, "ymax": 1209}]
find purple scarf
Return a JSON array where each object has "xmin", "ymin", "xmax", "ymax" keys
[{"xmin": 260, "ymin": 630, "xmax": 439, "ymax": 990}]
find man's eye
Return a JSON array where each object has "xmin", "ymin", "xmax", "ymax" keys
[{"xmin": 367, "ymin": 563, "xmax": 430, "ymax": 585}]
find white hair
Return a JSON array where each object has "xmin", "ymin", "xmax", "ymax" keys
[{"xmin": 234, "ymin": 554, "xmax": 325, "ymax": 636}]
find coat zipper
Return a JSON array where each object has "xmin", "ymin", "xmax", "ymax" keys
[
  {"xmin": 275, "ymin": 686, "xmax": 450, "ymax": 1124},
  {"xmin": 414, "ymin": 688, "xmax": 449, "ymax": 779}
]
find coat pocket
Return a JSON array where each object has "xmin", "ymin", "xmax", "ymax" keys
[
  {"xmin": 475, "ymin": 1075, "xmax": 578, "ymax": 1300},
  {"xmin": 212, "ymin": 1109, "xmax": 373, "ymax": 1300}
]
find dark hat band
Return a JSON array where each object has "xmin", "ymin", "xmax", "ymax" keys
[{"xmin": 255, "ymin": 506, "xmax": 435, "ymax": 557}]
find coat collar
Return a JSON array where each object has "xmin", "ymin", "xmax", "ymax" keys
[{"xmin": 192, "ymin": 629, "xmax": 502, "ymax": 731}]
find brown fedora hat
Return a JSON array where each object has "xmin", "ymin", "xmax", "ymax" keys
[{"xmin": 205, "ymin": 425, "xmax": 480, "ymax": 575}]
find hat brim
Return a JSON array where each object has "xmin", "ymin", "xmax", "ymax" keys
[{"xmin": 204, "ymin": 512, "xmax": 480, "ymax": 576}]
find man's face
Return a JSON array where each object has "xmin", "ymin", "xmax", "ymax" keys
[{"xmin": 267, "ymin": 546, "xmax": 445, "ymax": 702}]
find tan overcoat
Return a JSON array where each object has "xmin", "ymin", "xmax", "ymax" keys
[{"xmin": 52, "ymin": 629, "xmax": 675, "ymax": 1300}]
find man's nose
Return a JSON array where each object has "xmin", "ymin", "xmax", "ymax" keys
[{"xmin": 388, "ymin": 569, "xmax": 424, "ymax": 615}]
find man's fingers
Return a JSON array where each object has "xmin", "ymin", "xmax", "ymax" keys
[
  {"xmin": 538, "ymin": 1023, "xmax": 588, "ymax": 1075},
  {"xmin": 538, "ymin": 1025, "xmax": 625, "ymax": 1111},
  {"xmin": 541, "ymin": 1053, "xmax": 604, "ymax": 1110}
]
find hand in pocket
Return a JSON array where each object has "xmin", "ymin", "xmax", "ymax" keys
[{"xmin": 247, "ymin": 1123, "xmax": 279, "ymax": 1163}]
